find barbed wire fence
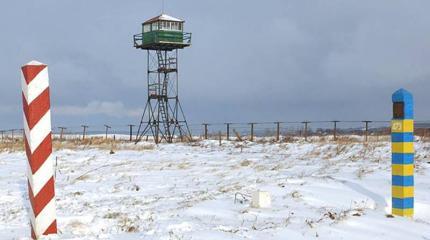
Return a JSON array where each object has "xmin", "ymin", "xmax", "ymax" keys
[{"xmin": 1, "ymin": 120, "xmax": 430, "ymax": 143}]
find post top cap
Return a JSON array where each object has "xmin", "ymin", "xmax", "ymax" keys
[
  {"xmin": 392, "ymin": 88, "xmax": 413, "ymax": 103},
  {"xmin": 24, "ymin": 60, "xmax": 45, "ymax": 66}
]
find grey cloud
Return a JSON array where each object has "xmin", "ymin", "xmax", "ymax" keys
[
  {"xmin": 54, "ymin": 101, "xmax": 143, "ymax": 118},
  {"xmin": 1, "ymin": 0, "xmax": 430, "ymax": 129}
]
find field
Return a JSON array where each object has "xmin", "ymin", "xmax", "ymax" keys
[{"xmin": 1, "ymin": 137, "xmax": 430, "ymax": 239}]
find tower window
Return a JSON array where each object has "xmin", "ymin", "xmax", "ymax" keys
[
  {"xmin": 160, "ymin": 21, "xmax": 172, "ymax": 30},
  {"xmin": 170, "ymin": 22, "xmax": 182, "ymax": 31},
  {"xmin": 172, "ymin": 22, "xmax": 178, "ymax": 30},
  {"xmin": 151, "ymin": 22, "xmax": 159, "ymax": 31}
]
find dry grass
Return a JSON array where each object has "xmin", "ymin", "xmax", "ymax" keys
[
  {"xmin": 0, "ymin": 137, "xmax": 156, "ymax": 152},
  {"xmin": 0, "ymin": 139, "xmax": 24, "ymax": 152},
  {"xmin": 0, "ymin": 134, "xmax": 394, "ymax": 153}
]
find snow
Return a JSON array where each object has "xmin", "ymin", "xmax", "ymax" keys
[{"xmin": 1, "ymin": 139, "xmax": 430, "ymax": 239}]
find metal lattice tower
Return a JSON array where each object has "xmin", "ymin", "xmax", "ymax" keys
[{"xmin": 133, "ymin": 14, "xmax": 192, "ymax": 143}]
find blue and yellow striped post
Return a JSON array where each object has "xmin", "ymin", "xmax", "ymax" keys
[{"xmin": 391, "ymin": 89, "xmax": 414, "ymax": 217}]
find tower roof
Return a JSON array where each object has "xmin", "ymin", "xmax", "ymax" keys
[{"xmin": 143, "ymin": 14, "xmax": 184, "ymax": 24}]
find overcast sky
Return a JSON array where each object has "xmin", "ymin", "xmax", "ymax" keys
[{"xmin": 1, "ymin": 0, "xmax": 430, "ymax": 130}]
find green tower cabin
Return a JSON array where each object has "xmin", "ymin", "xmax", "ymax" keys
[
  {"xmin": 133, "ymin": 14, "xmax": 192, "ymax": 143},
  {"xmin": 134, "ymin": 14, "xmax": 192, "ymax": 50}
]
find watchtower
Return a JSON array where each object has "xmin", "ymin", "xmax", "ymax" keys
[{"xmin": 133, "ymin": 14, "xmax": 192, "ymax": 143}]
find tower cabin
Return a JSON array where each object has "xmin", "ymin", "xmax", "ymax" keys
[{"xmin": 133, "ymin": 14, "xmax": 192, "ymax": 51}]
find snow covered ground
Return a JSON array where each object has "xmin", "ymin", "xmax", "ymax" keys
[{"xmin": 1, "ymin": 138, "xmax": 430, "ymax": 239}]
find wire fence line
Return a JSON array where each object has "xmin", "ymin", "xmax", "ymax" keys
[{"xmin": 1, "ymin": 120, "xmax": 430, "ymax": 143}]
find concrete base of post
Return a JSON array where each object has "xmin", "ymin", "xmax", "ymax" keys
[{"xmin": 251, "ymin": 191, "xmax": 271, "ymax": 208}]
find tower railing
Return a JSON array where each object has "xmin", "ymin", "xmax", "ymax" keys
[{"xmin": 133, "ymin": 32, "xmax": 192, "ymax": 49}]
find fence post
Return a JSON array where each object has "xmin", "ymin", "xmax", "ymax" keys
[
  {"xmin": 203, "ymin": 123, "xmax": 208, "ymax": 140},
  {"xmin": 333, "ymin": 121, "xmax": 339, "ymax": 141},
  {"xmin": 81, "ymin": 125, "xmax": 88, "ymax": 140},
  {"xmin": 427, "ymin": 128, "xmax": 430, "ymax": 142},
  {"xmin": 11, "ymin": 129, "xmax": 15, "ymax": 141},
  {"xmin": 391, "ymin": 89, "xmax": 414, "ymax": 217},
  {"xmin": 226, "ymin": 123, "xmax": 230, "ymax": 141},
  {"xmin": 219, "ymin": 131, "xmax": 222, "ymax": 146},
  {"xmin": 250, "ymin": 123, "xmax": 255, "ymax": 141},
  {"xmin": 155, "ymin": 128, "xmax": 159, "ymax": 144},
  {"xmin": 58, "ymin": 127, "xmax": 66, "ymax": 141},
  {"xmin": 104, "ymin": 124, "xmax": 111, "ymax": 140},
  {"xmin": 275, "ymin": 122, "xmax": 281, "ymax": 142},
  {"xmin": 363, "ymin": 121, "xmax": 372, "ymax": 142},
  {"xmin": 302, "ymin": 121, "xmax": 310, "ymax": 141},
  {"xmin": 21, "ymin": 60, "xmax": 57, "ymax": 238},
  {"xmin": 128, "ymin": 124, "xmax": 135, "ymax": 142}
]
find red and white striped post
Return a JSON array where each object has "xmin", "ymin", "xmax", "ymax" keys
[{"xmin": 21, "ymin": 61, "xmax": 57, "ymax": 239}]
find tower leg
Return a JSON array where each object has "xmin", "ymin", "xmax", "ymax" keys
[{"xmin": 135, "ymin": 50, "xmax": 191, "ymax": 143}]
